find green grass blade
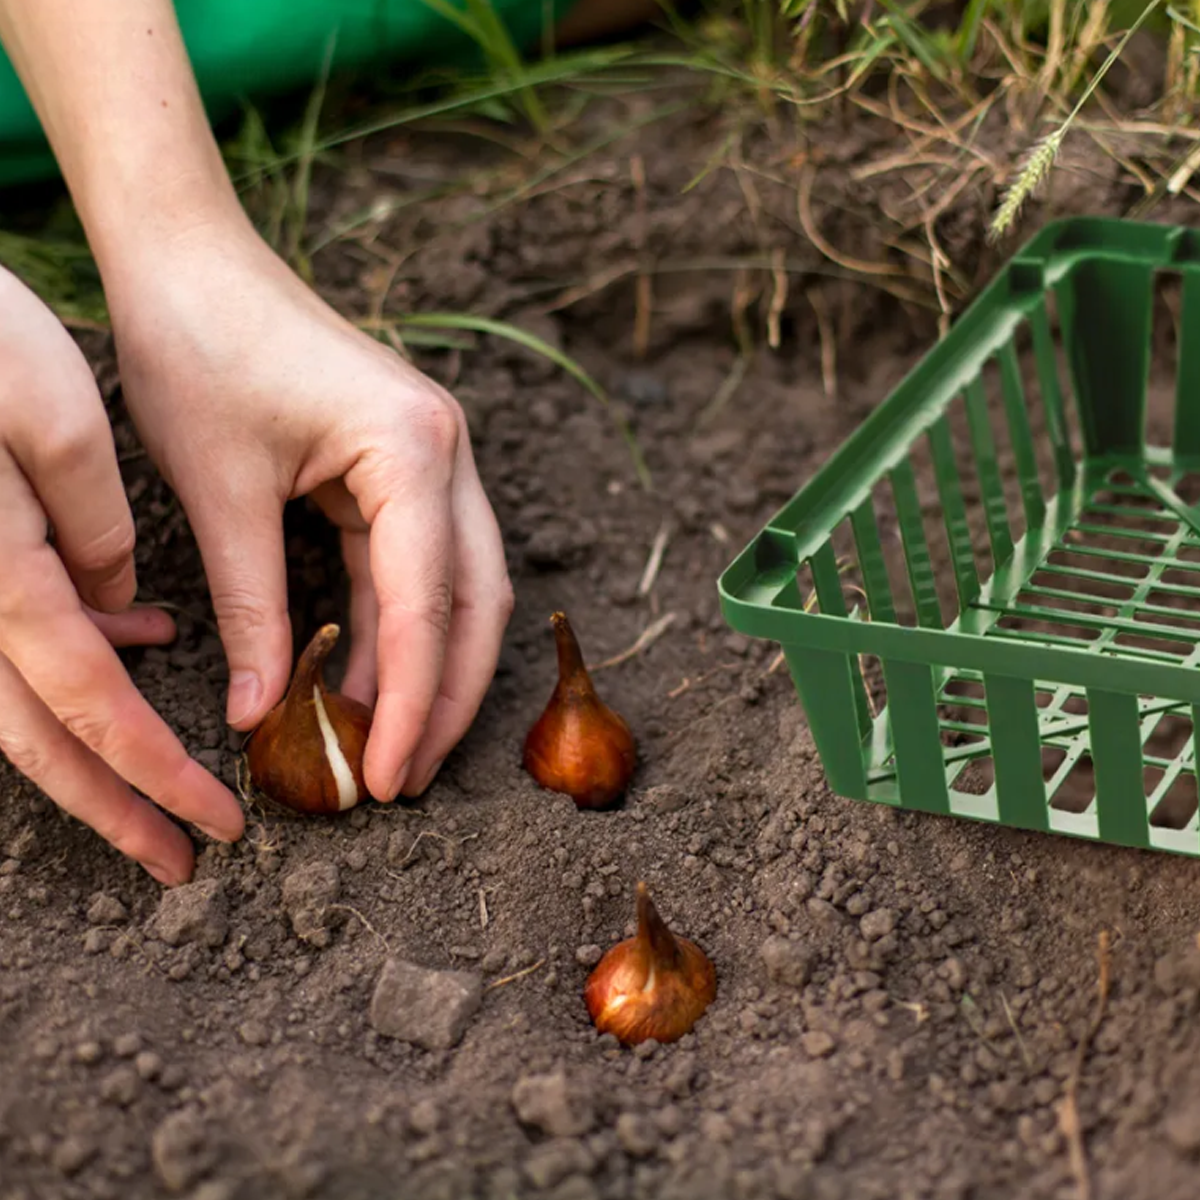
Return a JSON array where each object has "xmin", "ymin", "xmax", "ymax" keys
[
  {"xmin": 954, "ymin": 0, "xmax": 992, "ymax": 61},
  {"xmin": 399, "ymin": 312, "xmax": 651, "ymax": 489}
]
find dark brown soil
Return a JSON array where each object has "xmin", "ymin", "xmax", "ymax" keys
[{"xmin": 4, "ymin": 73, "xmax": 1200, "ymax": 1200}]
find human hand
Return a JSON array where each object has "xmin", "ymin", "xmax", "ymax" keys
[
  {"xmin": 102, "ymin": 214, "xmax": 514, "ymax": 803},
  {"xmin": 0, "ymin": 266, "xmax": 245, "ymax": 884}
]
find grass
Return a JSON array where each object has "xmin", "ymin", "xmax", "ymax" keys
[{"xmin": 0, "ymin": 0, "xmax": 1198, "ymax": 470}]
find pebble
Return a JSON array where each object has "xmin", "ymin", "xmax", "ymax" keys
[
  {"xmin": 135, "ymin": 1051, "xmax": 164, "ymax": 1082},
  {"xmin": 87, "ymin": 893, "xmax": 129, "ymax": 926},
  {"xmin": 523, "ymin": 1139, "xmax": 595, "ymax": 1190},
  {"xmin": 83, "ymin": 929, "xmax": 114, "ymax": 955},
  {"xmin": 409, "ymin": 1098, "xmax": 441, "ymax": 1136},
  {"xmin": 1165, "ymin": 1103, "xmax": 1200, "ymax": 1156},
  {"xmin": 74, "ymin": 1040, "xmax": 104, "ymax": 1065},
  {"xmin": 860, "ymin": 909, "xmax": 897, "ymax": 941},
  {"xmin": 802, "ymin": 1030, "xmax": 837, "ymax": 1058},
  {"xmin": 759, "ymin": 935, "xmax": 812, "ymax": 989},
  {"xmin": 616, "ymin": 1112, "xmax": 658, "ymax": 1158},
  {"xmin": 151, "ymin": 1108, "xmax": 214, "ymax": 1192},
  {"xmin": 238, "ymin": 1021, "xmax": 271, "ymax": 1047},
  {"xmin": 575, "ymin": 944, "xmax": 603, "ymax": 968},
  {"xmin": 368, "ymin": 957, "xmax": 482, "ymax": 1051},
  {"xmin": 512, "ymin": 1070, "xmax": 595, "ymax": 1138},
  {"xmin": 113, "ymin": 1033, "xmax": 143, "ymax": 1058},
  {"xmin": 150, "ymin": 880, "xmax": 228, "ymax": 948},
  {"xmin": 52, "ymin": 1134, "xmax": 97, "ymax": 1176},
  {"xmin": 99, "ymin": 1066, "xmax": 141, "ymax": 1107}
]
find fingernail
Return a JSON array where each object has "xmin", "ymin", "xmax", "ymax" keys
[
  {"xmin": 385, "ymin": 759, "xmax": 411, "ymax": 803},
  {"xmin": 146, "ymin": 861, "xmax": 182, "ymax": 887},
  {"xmin": 197, "ymin": 822, "xmax": 238, "ymax": 843},
  {"xmin": 226, "ymin": 670, "xmax": 263, "ymax": 727}
]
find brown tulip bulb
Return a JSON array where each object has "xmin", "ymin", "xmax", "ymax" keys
[
  {"xmin": 584, "ymin": 882, "xmax": 717, "ymax": 1046},
  {"xmin": 245, "ymin": 624, "xmax": 372, "ymax": 815},
  {"xmin": 523, "ymin": 612, "xmax": 636, "ymax": 809}
]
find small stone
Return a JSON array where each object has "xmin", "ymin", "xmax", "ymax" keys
[
  {"xmin": 522, "ymin": 1139, "xmax": 595, "ymax": 1190},
  {"xmin": 409, "ymin": 1098, "xmax": 441, "ymax": 1135},
  {"xmin": 87, "ymin": 893, "xmax": 129, "ymax": 925},
  {"xmin": 5, "ymin": 825, "xmax": 38, "ymax": 860},
  {"xmin": 1165, "ymin": 1102, "xmax": 1200, "ymax": 1157},
  {"xmin": 615, "ymin": 1112, "xmax": 658, "ymax": 1158},
  {"xmin": 345, "ymin": 848, "xmax": 369, "ymax": 872},
  {"xmin": 151, "ymin": 1108, "xmax": 214, "ymax": 1192},
  {"xmin": 238, "ymin": 1021, "xmax": 270, "ymax": 1047},
  {"xmin": 512, "ymin": 1070, "xmax": 595, "ymax": 1138},
  {"xmin": 83, "ymin": 928, "xmax": 114, "ymax": 955},
  {"xmin": 860, "ymin": 909, "xmax": 896, "ymax": 941},
  {"xmin": 135, "ymin": 1051, "xmax": 164, "ymax": 1081},
  {"xmin": 113, "ymin": 1033, "xmax": 143, "ymax": 1058},
  {"xmin": 940, "ymin": 957, "xmax": 968, "ymax": 991},
  {"xmin": 368, "ymin": 957, "xmax": 482, "ymax": 1050},
  {"xmin": 802, "ymin": 1030, "xmax": 837, "ymax": 1058},
  {"xmin": 150, "ymin": 880, "xmax": 228, "ymax": 948},
  {"xmin": 548, "ymin": 1179, "xmax": 601, "ymax": 1200},
  {"xmin": 654, "ymin": 1105, "xmax": 685, "ymax": 1138},
  {"xmin": 575, "ymin": 945, "xmax": 603, "ymax": 968},
  {"xmin": 53, "ymin": 1134, "xmax": 97, "ymax": 1175},
  {"xmin": 760, "ymin": 936, "xmax": 812, "ymax": 988},
  {"xmin": 74, "ymin": 1040, "xmax": 104, "ymax": 1065},
  {"xmin": 189, "ymin": 1183, "xmax": 238, "ymax": 1200},
  {"xmin": 700, "ymin": 1112, "xmax": 733, "ymax": 1142},
  {"xmin": 100, "ymin": 1066, "xmax": 141, "ymax": 1107},
  {"xmin": 281, "ymin": 862, "xmax": 341, "ymax": 947}
]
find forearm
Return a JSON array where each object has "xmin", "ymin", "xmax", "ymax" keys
[{"xmin": 0, "ymin": 0, "xmax": 247, "ymax": 275}]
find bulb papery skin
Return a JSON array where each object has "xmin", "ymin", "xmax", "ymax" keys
[
  {"xmin": 584, "ymin": 882, "xmax": 716, "ymax": 1046},
  {"xmin": 523, "ymin": 612, "xmax": 636, "ymax": 809},
  {"xmin": 245, "ymin": 624, "xmax": 373, "ymax": 815}
]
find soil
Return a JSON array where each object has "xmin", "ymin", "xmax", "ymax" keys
[{"xmin": 4, "ymin": 63, "xmax": 1200, "ymax": 1200}]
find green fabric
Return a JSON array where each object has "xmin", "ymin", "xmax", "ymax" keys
[{"xmin": 0, "ymin": 0, "xmax": 579, "ymax": 187}]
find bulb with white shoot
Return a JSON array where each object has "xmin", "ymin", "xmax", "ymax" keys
[{"xmin": 245, "ymin": 624, "xmax": 372, "ymax": 815}]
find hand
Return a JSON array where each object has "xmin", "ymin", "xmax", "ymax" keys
[
  {"xmin": 0, "ymin": 266, "xmax": 245, "ymax": 885},
  {"xmin": 103, "ymin": 213, "xmax": 514, "ymax": 803}
]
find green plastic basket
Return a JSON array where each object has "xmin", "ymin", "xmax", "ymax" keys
[{"xmin": 719, "ymin": 216, "xmax": 1200, "ymax": 856}]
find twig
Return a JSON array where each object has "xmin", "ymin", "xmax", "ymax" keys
[
  {"xmin": 697, "ymin": 354, "xmax": 750, "ymax": 428},
  {"xmin": 638, "ymin": 521, "xmax": 672, "ymax": 597},
  {"xmin": 797, "ymin": 162, "xmax": 909, "ymax": 279},
  {"xmin": 327, "ymin": 904, "xmax": 390, "ymax": 951},
  {"xmin": 590, "ymin": 612, "xmax": 677, "ymax": 672},
  {"xmin": 1000, "ymin": 991, "xmax": 1034, "ymax": 1072},
  {"xmin": 924, "ymin": 214, "xmax": 952, "ymax": 340},
  {"xmin": 767, "ymin": 247, "xmax": 788, "ymax": 351},
  {"xmin": 387, "ymin": 829, "xmax": 478, "ymax": 869},
  {"xmin": 806, "ymin": 286, "xmax": 837, "ymax": 399},
  {"xmin": 479, "ymin": 888, "xmax": 490, "ymax": 931},
  {"xmin": 486, "ymin": 958, "xmax": 546, "ymax": 990},
  {"xmin": 1058, "ymin": 929, "xmax": 1112, "ymax": 1200},
  {"xmin": 631, "ymin": 154, "xmax": 652, "ymax": 360}
]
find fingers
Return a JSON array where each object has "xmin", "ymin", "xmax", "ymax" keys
[
  {"xmin": 0, "ymin": 652, "xmax": 195, "ymax": 885},
  {"xmin": 338, "ymin": 528, "xmax": 379, "ymax": 708},
  {"xmin": 403, "ymin": 442, "xmax": 513, "ymax": 796},
  {"xmin": 0, "ymin": 457, "xmax": 245, "ymax": 845},
  {"xmin": 183, "ymin": 471, "xmax": 292, "ymax": 730},
  {"xmin": 88, "ymin": 604, "xmax": 177, "ymax": 648},
  {"xmin": 0, "ymin": 305, "xmax": 138, "ymax": 614},
  {"xmin": 346, "ymin": 422, "xmax": 458, "ymax": 802}
]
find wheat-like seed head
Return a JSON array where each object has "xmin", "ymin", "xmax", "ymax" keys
[{"xmin": 988, "ymin": 129, "xmax": 1065, "ymax": 243}]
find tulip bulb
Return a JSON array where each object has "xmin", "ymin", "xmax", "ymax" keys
[
  {"xmin": 245, "ymin": 624, "xmax": 372, "ymax": 815},
  {"xmin": 523, "ymin": 612, "xmax": 636, "ymax": 809},
  {"xmin": 584, "ymin": 881, "xmax": 716, "ymax": 1046}
]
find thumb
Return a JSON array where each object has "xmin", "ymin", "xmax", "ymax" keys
[{"xmin": 188, "ymin": 485, "xmax": 292, "ymax": 730}]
